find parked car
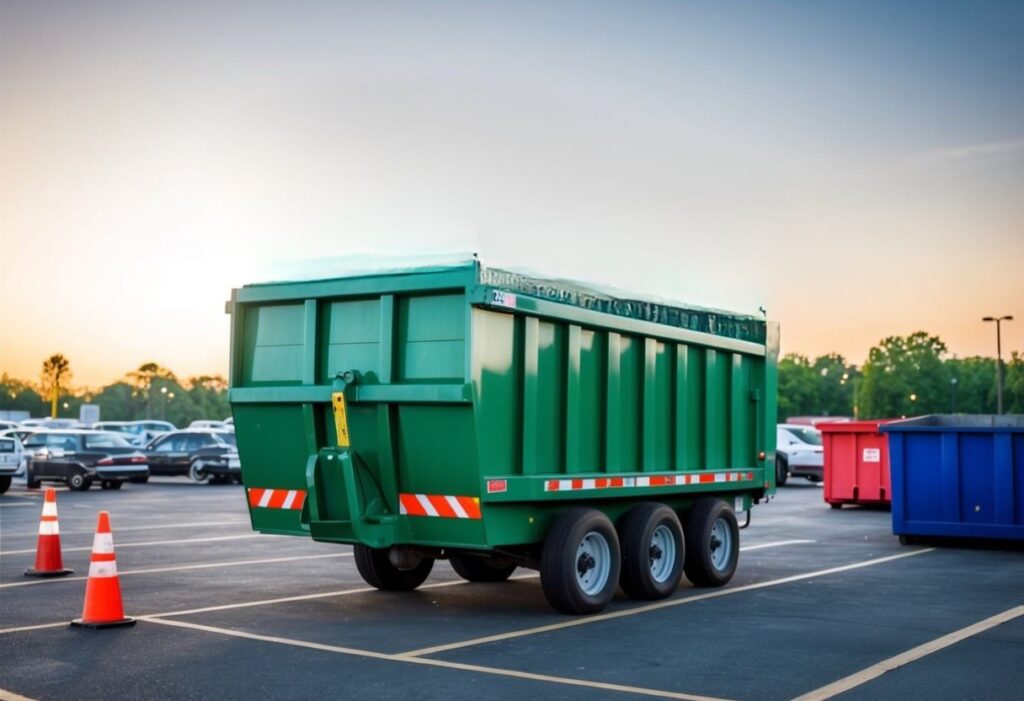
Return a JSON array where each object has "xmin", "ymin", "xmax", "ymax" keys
[
  {"xmin": 93, "ymin": 420, "xmax": 175, "ymax": 447},
  {"xmin": 188, "ymin": 420, "xmax": 232, "ymax": 431},
  {"xmin": 23, "ymin": 430, "xmax": 149, "ymax": 490},
  {"xmin": 143, "ymin": 430, "xmax": 239, "ymax": 483},
  {"xmin": 0, "ymin": 420, "xmax": 21, "ymax": 432},
  {"xmin": 776, "ymin": 424, "xmax": 824, "ymax": 485},
  {"xmin": 0, "ymin": 435, "xmax": 22, "ymax": 493},
  {"xmin": 0, "ymin": 430, "xmax": 28, "ymax": 478},
  {"xmin": 21, "ymin": 417, "xmax": 84, "ymax": 430}
]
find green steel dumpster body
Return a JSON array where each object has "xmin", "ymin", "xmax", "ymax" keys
[{"xmin": 228, "ymin": 261, "xmax": 778, "ymax": 556}]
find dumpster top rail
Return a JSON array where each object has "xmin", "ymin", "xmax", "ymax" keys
[
  {"xmin": 880, "ymin": 414, "xmax": 1024, "ymax": 432},
  {"xmin": 236, "ymin": 257, "xmax": 767, "ymax": 344}
]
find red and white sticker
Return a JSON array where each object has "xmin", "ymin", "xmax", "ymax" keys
[
  {"xmin": 544, "ymin": 471, "xmax": 755, "ymax": 492},
  {"xmin": 247, "ymin": 488, "xmax": 307, "ymax": 510},
  {"xmin": 399, "ymin": 493, "xmax": 482, "ymax": 520},
  {"xmin": 491, "ymin": 290, "xmax": 517, "ymax": 309}
]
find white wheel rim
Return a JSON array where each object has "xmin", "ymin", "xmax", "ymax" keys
[
  {"xmin": 710, "ymin": 517, "xmax": 733, "ymax": 571},
  {"xmin": 576, "ymin": 531, "xmax": 611, "ymax": 596},
  {"xmin": 190, "ymin": 464, "xmax": 207, "ymax": 482},
  {"xmin": 649, "ymin": 524, "xmax": 677, "ymax": 583}
]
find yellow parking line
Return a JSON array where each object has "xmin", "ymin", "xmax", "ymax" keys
[
  {"xmin": 0, "ymin": 687, "xmax": 38, "ymax": 701},
  {"xmin": 140, "ymin": 616, "xmax": 732, "ymax": 701},
  {"xmin": 0, "ymin": 575, "xmax": 540, "ymax": 634},
  {"xmin": 0, "ymin": 553, "xmax": 352, "ymax": 589},
  {"xmin": 0, "ymin": 520, "xmax": 250, "ymax": 538},
  {"xmin": 401, "ymin": 548, "xmax": 936, "ymax": 658},
  {"xmin": 791, "ymin": 605, "xmax": 1024, "ymax": 701},
  {"xmin": 0, "ymin": 533, "xmax": 266, "ymax": 556}
]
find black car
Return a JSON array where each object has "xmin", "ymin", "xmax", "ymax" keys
[
  {"xmin": 24, "ymin": 430, "xmax": 149, "ymax": 491},
  {"xmin": 143, "ymin": 430, "xmax": 240, "ymax": 484}
]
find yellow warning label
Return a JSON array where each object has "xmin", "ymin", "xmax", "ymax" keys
[{"xmin": 332, "ymin": 392, "xmax": 351, "ymax": 448}]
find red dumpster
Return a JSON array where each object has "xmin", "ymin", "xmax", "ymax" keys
[{"xmin": 819, "ymin": 421, "xmax": 892, "ymax": 509}]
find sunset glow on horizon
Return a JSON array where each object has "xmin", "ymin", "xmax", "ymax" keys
[{"xmin": 2, "ymin": 1, "xmax": 1022, "ymax": 388}]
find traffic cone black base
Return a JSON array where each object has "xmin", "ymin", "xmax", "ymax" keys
[
  {"xmin": 25, "ymin": 567, "xmax": 73, "ymax": 578},
  {"xmin": 71, "ymin": 617, "xmax": 136, "ymax": 629}
]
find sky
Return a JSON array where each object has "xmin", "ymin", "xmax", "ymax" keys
[{"xmin": 1, "ymin": 0, "xmax": 1022, "ymax": 388}]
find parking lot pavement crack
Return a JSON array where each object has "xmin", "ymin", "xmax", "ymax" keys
[
  {"xmin": 398, "ymin": 548, "xmax": 937, "ymax": 658},
  {"xmin": 138, "ymin": 616, "xmax": 733, "ymax": 701}
]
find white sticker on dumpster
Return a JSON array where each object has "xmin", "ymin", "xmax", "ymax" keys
[
  {"xmin": 863, "ymin": 448, "xmax": 881, "ymax": 463},
  {"xmin": 491, "ymin": 290, "xmax": 517, "ymax": 309}
]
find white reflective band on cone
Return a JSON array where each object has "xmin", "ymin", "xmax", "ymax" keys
[
  {"xmin": 88, "ymin": 561, "xmax": 118, "ymax": 578},
  {"xmin": 92, "ymin": 532, "xmax": 115, "ymax": 554},
  {"xmin": 38, "ymin": 521, "xmax": 59, "ymax": 536},
  {"xmin": 41, "ymin": 502, "xmax": 58, "ymax": 517}
]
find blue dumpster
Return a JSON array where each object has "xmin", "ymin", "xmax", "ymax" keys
[{"xmin": 880, "ymin": 415, "xmax": 1024, "ymax": 542}]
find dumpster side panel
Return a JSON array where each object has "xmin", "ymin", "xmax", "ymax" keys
[
  {"xmin": 821, "ymin": 421, "xmax": 891, "ymax": 506},
  {"xmin": 884, "ymin": 415, "xmax": 1024, "ymax": 541}
]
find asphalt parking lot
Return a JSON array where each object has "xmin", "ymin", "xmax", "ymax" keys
[{"xmin": 1, "ymin": 479, "xmax": 1022, "ymax": 701}]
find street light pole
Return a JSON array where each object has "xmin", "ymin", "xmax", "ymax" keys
[{"xmin": 983, "ymin": 315, "xmax": 1014, "ymax": 414}]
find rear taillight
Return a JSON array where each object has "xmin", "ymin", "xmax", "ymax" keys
[
  {"xmin": 131, "ymin": 455, "xmax": 146, "ymax": 464},
  {"xmin": 97, "ymin": 457, "xmax": 113, "ymax": 466}
]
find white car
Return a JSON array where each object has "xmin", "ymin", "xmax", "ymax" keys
[
  {"xmin": 189, "ymin": 420, "xmax": 232, "ymax": 431},
  {"xmin": 0, "ymin": 434, "xmax": 23, "ymax": 493},
  {"xmin": 0, "ymin": 429, "xmax": 30, "ymax": 480},
  {"xmin": 776, "ymin": 424, "xmax": 824, "ymax": 486}
]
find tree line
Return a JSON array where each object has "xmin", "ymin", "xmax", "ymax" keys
[
  {"xmin": 779, "ymin": 332, "xmax": 1024, "ymax": 420},
  {"xmin": 1, "ymin": 356, "xmax": 229, "ymax": 427}
]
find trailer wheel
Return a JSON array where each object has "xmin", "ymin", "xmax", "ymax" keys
[
  {"xmin": 353, "ymin": 544, "xmax": 434, "ymax": 591},
  {"xmin": 684, "ymin": 498, "xmax": 739, "ymax": 587},
  {"xmin": 541, "ymin": 508, "xmax": 620, "ymax": 614},
  {"xmin": 619, "ymin": 503, "xmax": 684, "ymax": 600},
  {"xmin": 449, "ymin": 554, "xmax": 517, "ymax": 582}
]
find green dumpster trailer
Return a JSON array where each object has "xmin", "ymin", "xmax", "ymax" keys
[{"xmin": 228, "ymin": 261, "xmax": 778, "ymax": 613}]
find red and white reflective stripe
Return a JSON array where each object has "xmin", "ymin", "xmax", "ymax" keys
[
  {"xmin": 38, "ymin": 519, "xmax": 60, "ymax": 536},
  {"xmin": 88, "ymin": 561, "xmax": 118, "ymax": 578},
  {"xmin": 544, "ymin": 471, "xmax": 756, "ymax": 492},
  {"xmin": 247, "ymin": 488, "xmax": 307, "ymax": 510},
  {"xmin": 399, "ymin": 493, "xmax": 482, "ymax": 520}
]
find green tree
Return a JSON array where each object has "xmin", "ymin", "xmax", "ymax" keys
[
  {"xmin": 777, "ymin": 354, "xmax": 817, "ymax": 420},
  {"xmin": 0, "ymin": 373, "xmax": 47, "ymax": 416},
  {"xmin": 40, "ymin": 354, "xmax": 72, "ymax": 418},
  {"xmin": 945, "ymin": 357, "xmax": 996, "ymax": 414},
  {"xmin": 812, "ymin": 353, "xmax": 858, "ymax": 417},
  {"xmin": 1004, "ymin": 352, "xmax": 1024, "ymax": 414},
  {"xmin": 127, "ymin": 362, "xmax": 178, "ymax": 420},
  {"xmin": 859, "ymin": 332, "xmax": 949, "ymax": 418}
]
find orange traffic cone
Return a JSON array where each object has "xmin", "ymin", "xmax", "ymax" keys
[
  {"xmin": 25, "ymin": 488, "xmax": 73, "ymax": 577},
  {"xmin": 71, "ymin": 511, "xmax": 135, "ymax": 629}
]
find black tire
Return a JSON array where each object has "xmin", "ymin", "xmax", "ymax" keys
[
  {"xmin": 130, "ymin": 475, "xmax": 149, "ymax": 484},
  {"xmin": 775, "ymin": 455, "xmax": 789, "ymax": 486},
  {"xmin": 189, "ymin": 460, "xmax": 209, "ymax": 483},
  {"xmin": 353, "ymin": 544, "xmax": 434, "ymax": 591},
  {"xmin": 807, "ymin": 475, "xmax": 823, "ymax": 484},
  {"xmin": 68, "ymin": 472, "xmax": 92, "ymax": 491},
  {"xmin": 26, "ymin": 469, "xmax": 40, "ymax": 489},
  {"xmin": 109, "ymin": 480, "xmax": 123, "ymax": 490},
  {"xmin": 830, "ymin": 503, "xmax": 842, "ymax": 510},
  {"xmin": 618, "ymin": 503, "xmax": 685, "ymax": 600},
  {"xmin": 449, "ymin": 554, "xmax": 517, "ymax": 582},
  {"xmin": 540, "ymin": 508, "xmax": 621, "ymax": 615},
  {"xmin": 684, "ymin": 498, "xmax": 740, "ymax": 587},
  {"xmin": 100, "ymin": 480, "xmax": 114, "ymax": 490},
  {"xmin": 0, "ymin": 475, "xmax": 10, "ymax": 494},
  {"xmin": 898, "ymin": 535, "xmax": 916, "ymax": 546}
]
